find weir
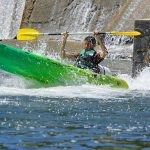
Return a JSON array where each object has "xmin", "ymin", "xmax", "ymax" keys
[
  {"xmin": 132, "ymin": 20, "xmax": 150, "ymax": 77},
  {"xmin": 0, "ymin": 0, "xmax": 26, "ymax": 39}
]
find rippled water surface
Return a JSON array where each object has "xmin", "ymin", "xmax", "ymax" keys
[{"xmin": 0, "ymin": 67, "xmax": 150, "ymax": 149}]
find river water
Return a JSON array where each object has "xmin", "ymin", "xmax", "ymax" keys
[
  {"xmin": 0, "ymin": 44, "xmax": 150, "ymax": 149},
  {"xmin": 1, "ymin": 0, "xmax": 150, "ymax": 149}
]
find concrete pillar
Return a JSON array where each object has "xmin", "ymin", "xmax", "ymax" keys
[{"xmin": 132, "ymin": 20, "xmax": 150, "ymax": 77}]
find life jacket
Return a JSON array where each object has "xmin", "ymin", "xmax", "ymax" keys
[{"xmin": 74, "ymin": 49, "xmax": 103, "ymax": 73}]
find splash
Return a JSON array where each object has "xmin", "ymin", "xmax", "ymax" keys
[
  {"xmin": 22, "ymin": 40, "xmax": 47, "ymax": 55},
  {"xmin": 120, "ymin": 67, "xmax": 150, "ymax": 90},
  {"xmin": 0, "ymin": 83, "xmax": 128, "ymax": 100},
  {"xmin": 0, "ymin": 71, "xmax": 27, "ymax": 88},
  {"xmin": 0, "ymin": 42, "xmax": 149, "ymax": 99},
  {"xmin": 106, "ymin": 44, "xmax": 133, "ymax": 59},
  {"xmin": 0, "ymin": 67, "xmax": 149, "ymax": 99}
]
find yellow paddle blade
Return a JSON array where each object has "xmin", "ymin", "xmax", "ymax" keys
[
  {"xmin": 111, "ymin": 31, "xmax": 141, "ymax": 36},
  {"xmin": 17, "ymin": 28, "xmax": 43, "ymax": 40}
]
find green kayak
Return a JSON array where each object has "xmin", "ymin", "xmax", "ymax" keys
[{"xmin": 0, "ymin": 43, "xmax": 128, "ymax": 88}]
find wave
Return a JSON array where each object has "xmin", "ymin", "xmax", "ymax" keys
[{"xmin": 0, "ymin": 67, "xmax": 149, "ymax": 99}]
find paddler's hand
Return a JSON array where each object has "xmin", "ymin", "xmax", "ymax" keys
[
  {"xmin": 95, "ymin": 52, "xmax": 101, "ymax": 59},
  {"xmin": 62, "ymin": 31, "xmax": 69, "ymax": 40},
  {"xmin": 94, "ymin": 31, "xmax": 103, "ymax": 41},
  {"xmin": 94, "ymin": 31, "xmax": 101, "ymax": 36},
  {"xmin": 93, "ymin": 52, "xmax": 103, "ymax": 64}
]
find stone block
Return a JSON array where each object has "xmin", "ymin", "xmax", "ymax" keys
[{"xmin": 132, "ymin": 20, "xmax": 150, "ymax": 77}]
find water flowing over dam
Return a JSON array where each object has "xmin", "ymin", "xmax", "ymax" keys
[
  {"xmin": 1, "ymin": 0, "xmax": 150, "ymax": 41},
  {"xmin": 114, "ymin": 0, "xmax": 150, "ymax": 31},
  {"xmin": 21, "ymin": 0, "xmax": 150, "ymax": 33},
  {"xmin": 0, "ymin": 0, "xmax": 26, "ymax": 39}
]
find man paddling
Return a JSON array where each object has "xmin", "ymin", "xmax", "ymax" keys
[{"xmin": 60, "ymin": 32, "xmax": 108, "ymax": 73}]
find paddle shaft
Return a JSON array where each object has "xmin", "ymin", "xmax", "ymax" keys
[
  {"xmin": 44, "ymin": 32, "xmax": 106, "ymax": 35},
  {"xmin": 29, "ymin": 32, "xmax": 106, "ymax": 36}
]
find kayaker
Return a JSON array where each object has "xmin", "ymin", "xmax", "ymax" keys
[{"xmin": 60, "ymin": 32, "xmax": 108, "ymax": 73}]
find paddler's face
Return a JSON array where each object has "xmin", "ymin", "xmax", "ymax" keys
[{"xmin": 83, "ymin": 40, "xmax": 96, "ymax": 51}]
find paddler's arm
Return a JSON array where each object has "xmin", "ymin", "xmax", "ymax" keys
[
  {"xmin": 94, "ymin": 32, "xmax": 108, "ymax": 59},
  {"xmin": 60, "ymin": 32, "xmax": 79, "ymax": 59},
  {"xmin": 60, "ymin": 32, "xmax": 68, "ymax": 59}
]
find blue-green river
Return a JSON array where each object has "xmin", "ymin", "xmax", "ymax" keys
[{"xmin": 0, "ymin": 67, "xmax": 150, "ymax": 150}]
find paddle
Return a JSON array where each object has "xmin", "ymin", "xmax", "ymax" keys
[{"xmin": 17, "ymin": 28, "xmax": 141, "ymax": 40}]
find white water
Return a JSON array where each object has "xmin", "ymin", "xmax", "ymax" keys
[
  {"xmin": 0, "ymin": 41, "xmax": 149, "ymax": 99},
  {"xmin": 121, "ymin": 67, "xmax": 150, "ymax": 91},
  {"xmin": 0, "ymin": 0, "xmax": 149, "ymax": 99},
  {"xmin": 0, "ymin": 67, "xmax": 149, "ymax": 99},
  {"xmin": 0, "ymin": 0, "xmax": 26, "ymax": 39},
  {"xmin": 114, "ymin": 0, "xmax": 145, "ymax": 31}
]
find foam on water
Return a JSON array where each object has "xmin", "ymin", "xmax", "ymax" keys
[
  {"xmin": 120, "ymin": 67, "xmax": 150, "ymax": 91},
  {"xmin": 0, "ymin": 41, "xmax": 149, "ymax": 99},
  {"xmin": 0, "ymin": 67, "xmax": 149, "ymax": 99},
  {"xmin": 0, "ymin": 82, "xmax": 128, "ymax": 99}
]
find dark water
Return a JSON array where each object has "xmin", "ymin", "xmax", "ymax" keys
[{"xmin": 0, "ymin": 92, "xmax": 150, "ymax": 150}]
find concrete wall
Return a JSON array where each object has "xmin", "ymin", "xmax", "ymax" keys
[
  {"xmin": 0, "ymin": 0, "xmax": 26, "ymax": 39},
  {"xmin": 21, "ymin": 0, "xmax": 126, "ymax": 33},
  {"xmin": 21, "ymin": 0, "xmax": 150, "ymax": 34}
]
